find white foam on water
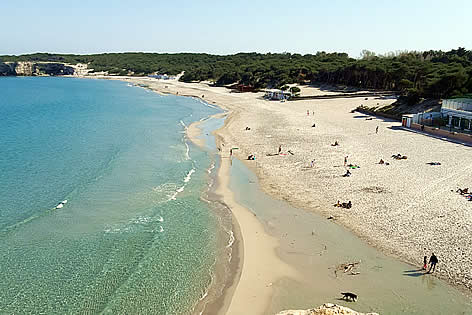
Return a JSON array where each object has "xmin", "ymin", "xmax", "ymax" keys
[
  {"xmin": 152, "ymin": 183, "xmax": 182, "ymax": 202},
  {"xmin": 159, "ymin": 226, "xmax": 164, "ymax": 232},
  {"xmin": 169, "ymin": 191, "xmax": 179, "ymax": 201},
  {"xmin": 184, "ymin": 141, "xmax": 190, "ymax": 160},
  {"xmin": 169, "ymin": 167, "xmax": 196, "ymax": 200},
  {"xmin": 179, "ymin": 120, "xmax": 188, "ymax": 130},
  {"xmin": 207, "ymin": 162, "xmax": 215, "ymax": 174},
  {"xmin": 197, "ymin": 98, "xmax": 218, "ymax": 109},
  {"xmin": 184, "ymin": 168, "xmax": 195, "ymax": 183},
  {"xmin": 132, "ymin": 216, "xmax": 151, "ymax": 224},
  {"xmin": 226, "ymin": 230, "xmax": 235, "ymax": 248}
]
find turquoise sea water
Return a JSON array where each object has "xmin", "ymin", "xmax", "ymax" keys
[{"xmin": 0, "ymin": 77, "xmax": 227, "ymax": 314}]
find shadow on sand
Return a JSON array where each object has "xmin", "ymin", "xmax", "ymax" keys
[{"xmin": 403, "ymin": 269, "xmax": 426, "ymax": 277}]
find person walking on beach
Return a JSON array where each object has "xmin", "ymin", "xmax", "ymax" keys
[
  {"xmin": 307, "ymin": 110, "xmax": 309, "ymax": 116},
  {"xmin": 376, "ymin": 126, "xmax": 379, "ymax": 134},
  {"xmin": 344, "ymin": 156, "xmax": 348, "ymax": 166},
  {"xmin": 230, "ymin": 148, "xmax": 233, "ymax": 157},
  {"xmin": 278, "ymin": 145, "xmax": 282, "ymax": 154},
  {"xmin": 423, "ymin": 256, "xmax": 428, "ymax": 270},
  {"xmin": 428, "ymin": 253, "xmax": 438, "ymax": 273}
]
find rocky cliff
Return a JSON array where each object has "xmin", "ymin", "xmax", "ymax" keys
[
  {"xmin": 277, "ymin": 303, "xmax": 379, "ymax": 315},
  {"xmin": 0, "ymin": 61, "xmax": 84, "ymax": 76},
  {"xmin": 14, "ymin": 61, "xmax": 35, "ymax": 75}
]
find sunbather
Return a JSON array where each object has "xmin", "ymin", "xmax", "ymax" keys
[{"xmin": 341, "ymin": 201, "xmax": 352, "ymax": 209}]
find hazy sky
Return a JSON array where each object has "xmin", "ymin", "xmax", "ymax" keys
[{"xmin": 2, "ymin": 0, "xmax": 471, "ymax": 57}]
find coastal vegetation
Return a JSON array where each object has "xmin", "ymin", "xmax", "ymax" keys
[{"xmin": 1, "ymin": 48, "xmax": 472, "ymax": 99}]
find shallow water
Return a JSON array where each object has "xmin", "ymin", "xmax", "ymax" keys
[
  {"xmin": 229, "ymin": 158, "xmax": 472, "ymax": 314},
  {"xmin": 0, "ymin": 77, "xmax": 229, "ymax": 314}
]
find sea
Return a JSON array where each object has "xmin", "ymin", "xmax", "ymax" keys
[{"xmin": 0, "ymin": 77, "xmax": 232, "ymax": 314}]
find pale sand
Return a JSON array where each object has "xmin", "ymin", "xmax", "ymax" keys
[
  {"xmin": 213, "ymin": 146, "xmax": 298, "ymax": 315},
  {"xmin": 185, "ymin": 111, "xmax": 298, "ymax": 314},
  {"xmin": 104, "ymin": 76, "xmax": 472, "ymax": 306}
]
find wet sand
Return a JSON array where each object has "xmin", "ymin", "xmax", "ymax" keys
[{"xmin": 186, "ymin": 114, "xmax": 298, "ymax": 314}]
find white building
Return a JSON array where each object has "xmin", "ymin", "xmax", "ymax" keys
[
  {"xmin": 441, "ymin": 98, "xmax": 472, "ymax": 130},
  {"xmin": 264, "ymin": 89, "xmax": 291, "ymax": 100}
]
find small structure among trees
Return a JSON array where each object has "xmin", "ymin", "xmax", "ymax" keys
[{"xmin": 264, "ymin": 89, "xmax": 291, "ymax": 100}]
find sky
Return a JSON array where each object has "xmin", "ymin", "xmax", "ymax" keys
[{"xmin": 1, "ymin": 0, "xmax": 471, "ymax": 57}]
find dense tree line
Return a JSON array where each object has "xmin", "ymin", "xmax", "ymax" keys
[{"xmin": 1, "ymin": 48, "xmax": 472, "ymax": 99}]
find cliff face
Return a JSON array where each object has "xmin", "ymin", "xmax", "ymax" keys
[
  {"xmin": 276, "ymin": 303, "xmax": 379, "ymax": 315},
  {"xmin": 0, "ymin": 61, "xmax": 84, "ymax": 76},
  {"xmin": 14, "ymin": 61, "xmax": 35, "ymax": 75},
  {"xmin": 35, "ymin": 63, "xmax": 74, "ymax": 75}
]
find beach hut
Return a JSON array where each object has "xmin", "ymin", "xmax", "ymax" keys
[{"xmin": 402, "ymin": 114, "xmax": 414, "ymax": 128}]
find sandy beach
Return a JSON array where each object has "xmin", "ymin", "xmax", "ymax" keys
[{"xmin": 105, "ymin": 76, "xmax": 472, "ymax": 312}]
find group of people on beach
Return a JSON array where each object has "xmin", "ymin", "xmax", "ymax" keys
[
  {"xmin": 423, "ymin": 253, "xmax": 439, "ymax": 273},
  {"xmin": 334, "ymin": 200, "xmax": 352, "ymax": 209}
]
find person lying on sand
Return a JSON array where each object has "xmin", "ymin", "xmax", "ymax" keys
[
  {"xmin": 331, "ymin": 141, "xmax": 339, "ymax": 146},
  {"xmin": 347, "ymin": 164, "xmax": 360, "ymax": 169},
  {"xmin": 342, "ymin": 170, "xmax": 351, "ymax": 177},
  {"xmin": 247, "ymin": 154, "xmax": 255, "ymax": 160},
  {"xmin": 341, "ymin": 201, "xmax": 352, "ymax": 209},
  {"xmin": 456, "ymin": 188, "xmax": 469, "ymax": 195},
  {"xmin": 392, "ymin": 154, "xmax": 408, "ymax": 160},
  {"xmin": 427, "ymin": 162, "xmax": 441, "ymax": 165}
]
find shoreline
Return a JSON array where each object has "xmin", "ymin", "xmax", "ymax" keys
[
  {"xmin": 185, "ymin": 111, "xmax": 298, "ymax": 314},
  {"xmin": 96, "ymin": 76, "xmax": 472, "ymax": 312},
  {"xmin": 183, "ymin": 115, "xmax": 243, "ymax": 315}
]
